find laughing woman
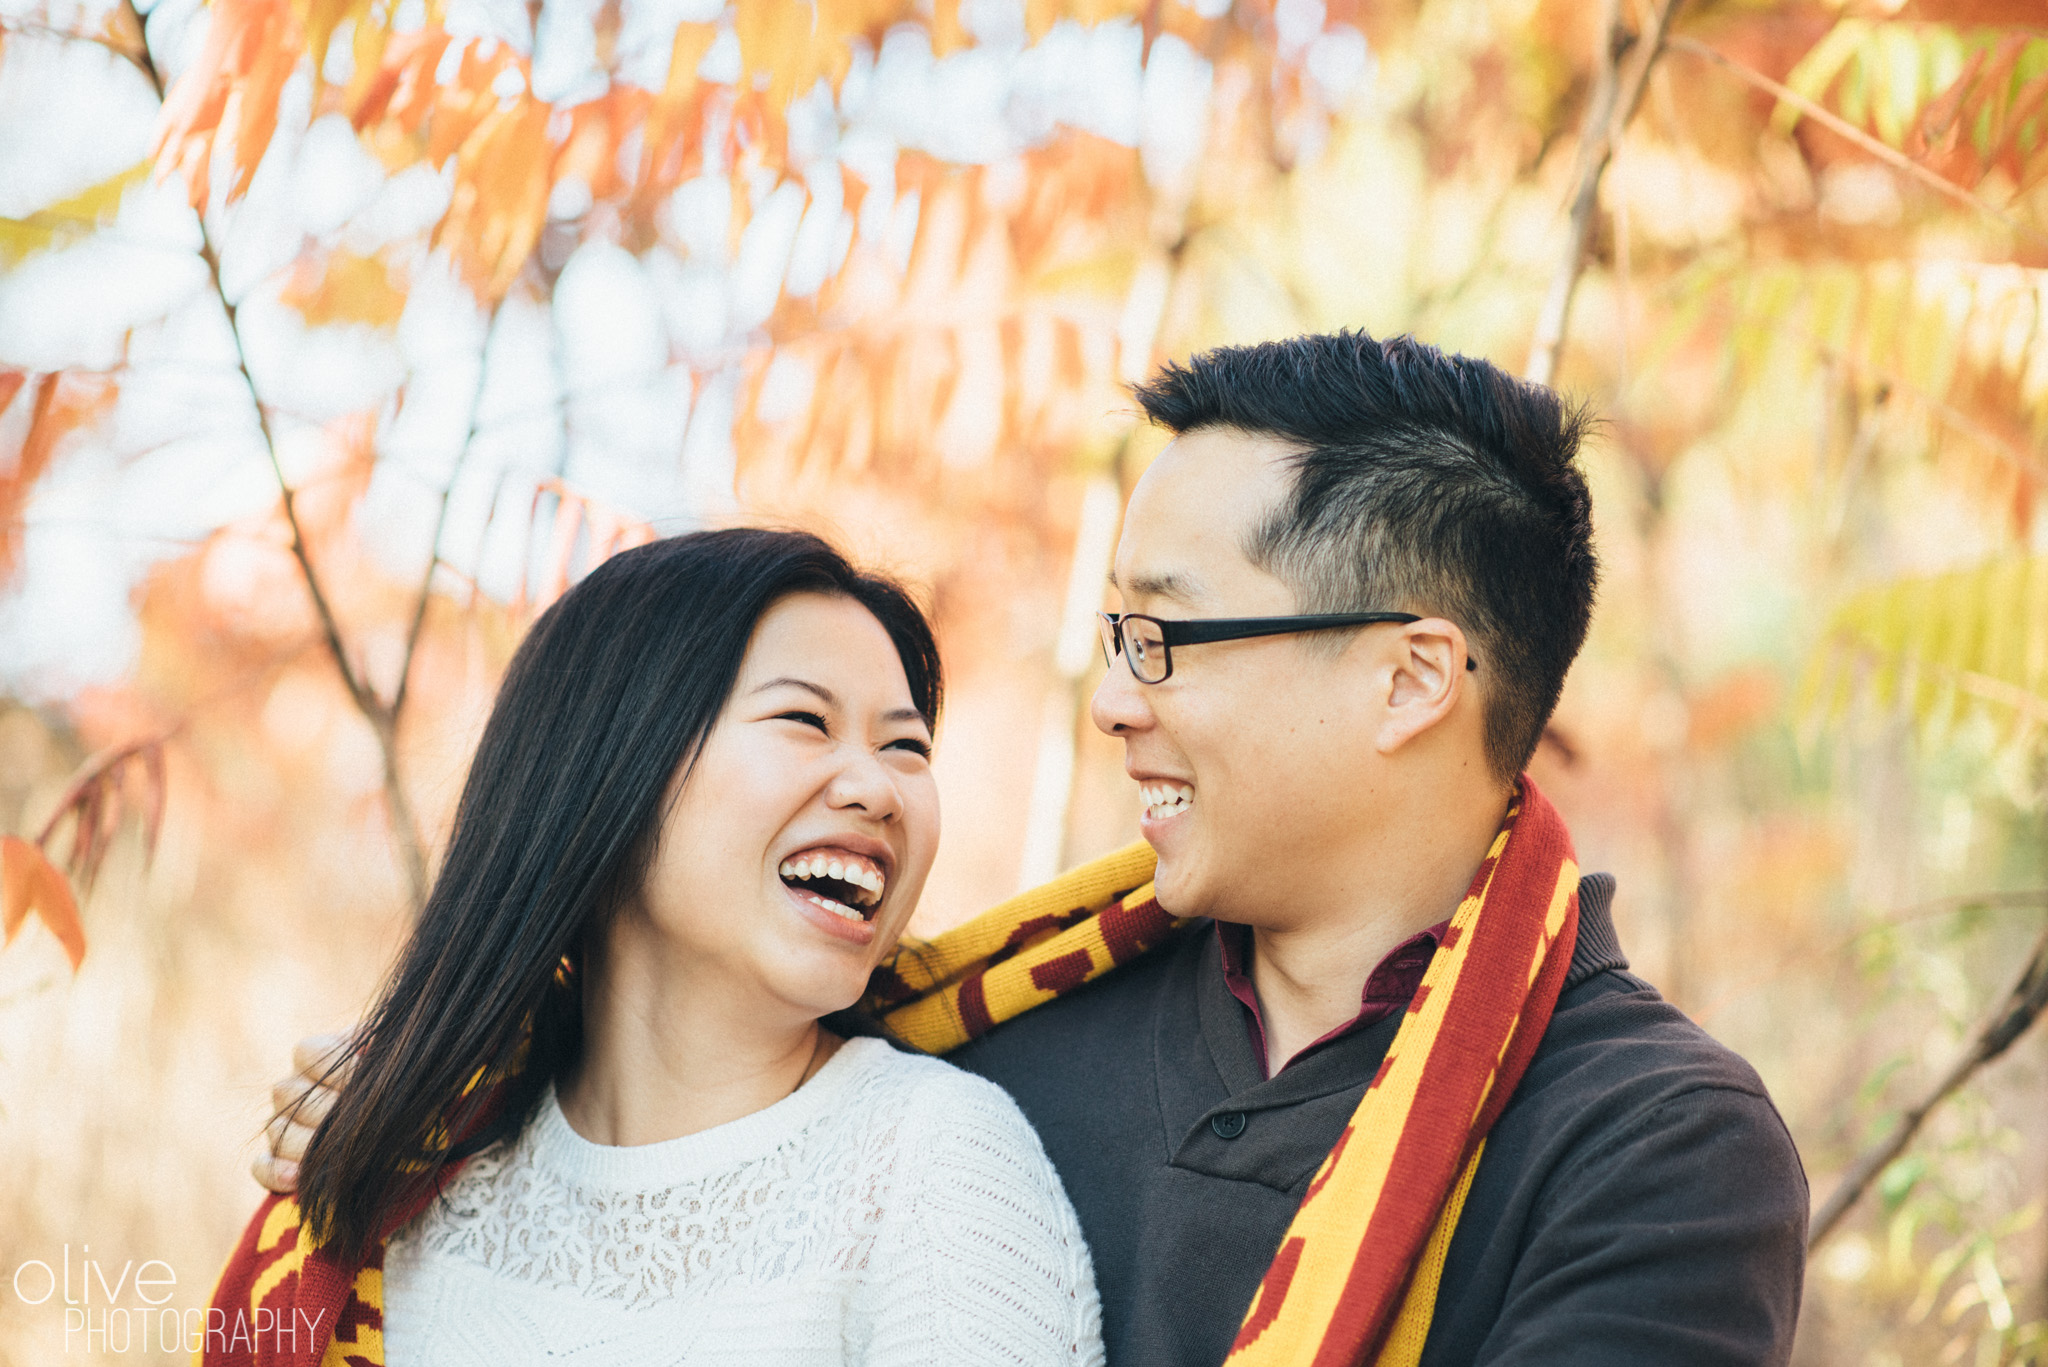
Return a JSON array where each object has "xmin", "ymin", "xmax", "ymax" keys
[{"xmin": 209, "ymin": 531, "xmax": 1102, "ymax": 1366}]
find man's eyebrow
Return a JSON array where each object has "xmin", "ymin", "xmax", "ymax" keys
[{"xmin": 1110, "ymin": 568, "xmax": 1204, "ymax": 606}]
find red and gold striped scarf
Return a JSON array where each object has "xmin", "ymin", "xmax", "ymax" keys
[{"xmin": 201, "ymin": 777, "xmax": 1577, "ymax": 1367}]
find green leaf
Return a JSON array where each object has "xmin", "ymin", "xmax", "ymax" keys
[
  {"xmin": 1809, "ymin": 552, "xmax": 2048, "ymax": 748},
  {"xmin": 1880, "ymin": 1153, "xmax": 1928, "ymax": 1212},
  {"xmin": 1874, "ymin": 23, "xmax": 1925, "ymax": 146},
  {"xmin": 1776, "ymin": 19, "xmax": 1873, "ymax": 135}
]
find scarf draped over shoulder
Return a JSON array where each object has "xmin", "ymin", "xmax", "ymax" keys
[{"xmin": 199, "ymin": 776, "xmax": 1580, "ymax": 1367}]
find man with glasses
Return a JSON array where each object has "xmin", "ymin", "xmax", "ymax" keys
[
  {"xmin": 258, "ymin": 332, "xmax": 1806, "ymax": 1365},
  {"xmin": 956, "ymin": 333, "xmax": 1805, "ymax": 1365}
]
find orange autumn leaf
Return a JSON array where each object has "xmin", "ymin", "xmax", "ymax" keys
[
  {"xmin": 436, "ymin": 96, "xmax": 554, "ymax": 300},
  {"xmin": 301, "ymin": 0, "xmax": 374, "ymax": 99},
  {"xmin": 495, "ymin": 478, "xmax": 658, "ymax": 615},
  {"xmin": 624, "ymin": 23, "xmax": 718, "ymax": 237},
  {"xmin": 279, "ymin": 250, "xmax": 409, "ymax": 328},
  {"xmin": 345, "ymin": 27, "xmax": 454, "ymax": 141},
  {"xmin": 736, "ymin": 0, "xmax": 816, "ymax": 108},
  {"xmin": 421, "ymin": 39, "xmax": 524, "ymax": 169},
  {"xmin": 35, "ymin": 739, "xmax": 171, "ymax": 900},
  {"xmin": 1, "ymin": 836, "xmax": 86, "ymax": 973},
  {"xmin": 153, "ymin": 0, "xmax": 303, "ymax": 210},
  {"xmin": 930, "ymin": 0, "xmax": 968, "ymax": 58},
  {"xmin": 556, "ymin": 87, "xmax": 653, "ymax": 204},
  {"xmin": 99, "ymin": 1, "xmax": 149, "ymax": 66},
  {"xmin": 2, "ymin": 372, "xmax": 118, "ymax": 587}
]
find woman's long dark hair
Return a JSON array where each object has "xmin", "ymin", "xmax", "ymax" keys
[{"xmin": 297, "ymin": 529, "xmax": 943, "ymax": 1262}]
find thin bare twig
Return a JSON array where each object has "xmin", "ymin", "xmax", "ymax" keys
[
  {"xmin": 391, "ymin": 302, "xmax": 503, "ymax": 721},
  {"xmin": 116, "ymin": 9, "xmax": 377, "ymax": 721},
  {"xmin": 1809, "ymin": 921, "xmax": 2048, "ymax": 1247},
  {"xmin": 202, "ymin": 243, "xmax": 386, "ymax": 725},
  {"xmin": 1670, "ymin": 36, "xmax": 2048, "ymax": 248},
  {"xmin": 1525, "ymin": 0, "xmax": 1687, "ymax": 387},
  {"xmin": 375, "ymin": 302, "xmax": 506, "ymax": 901},
  {"xmin": 1694, "ymin": 890, "xmax": 2048, "ymax": 1026},
  {"xmin": 0, "ymin": 15, "xmax": 152, "ymax": 76},
  {"xmin": 122, "ymin": 0, "xmax": 442, "ymax": 909}
]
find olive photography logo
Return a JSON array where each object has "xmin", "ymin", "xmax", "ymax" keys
[{"xmin": 6, "ymin": 1245, "xmax": 321, "ymax": 1356}]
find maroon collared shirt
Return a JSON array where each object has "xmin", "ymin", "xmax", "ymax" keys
[{"xmin": 1216, "ymin": 919, "xmax": 1450, "ymax": 1078}]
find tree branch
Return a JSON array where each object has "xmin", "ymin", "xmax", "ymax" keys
[
  {"xmin": 0, "ymin": 15, "xmax": 153, "ymax": 77},
  {"xmin": 391, "ymin": 300, "xmax": 504, "ymax": 721},
  {"xmin": 1695, "ymin": 890, "xmax": 2048, "ymax": 1027},
  {"xmin": 1525, "ymin": 0, "xmax": 1687, "ymax": 387},
  {"xmin": 125, "ymin": 0, "xmax": 430, "ymax": 907},
  {"xmin": 1670, "ymin": 36, "xmax": 2048, "ymax": 248},
  {"xmin": 1809, "ymin": 920, "xmax": 2048, "ymax": 1247},
  {"xmin": 200, "ymin": 243, "xmax": 385, "ymax": 726},
  {"xmin": 373, "ymin": 301, "xmax": 507, "ymax": 906},
  {"xmin": 118, "ymin": 6, "xmax": 375, "ymax": 718}
]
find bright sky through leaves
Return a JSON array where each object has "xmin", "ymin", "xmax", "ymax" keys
[{"xmin": 0, "ymin": 0, "xmax": 1370, "ymax": 697}]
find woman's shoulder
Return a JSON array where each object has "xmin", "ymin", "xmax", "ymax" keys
[{"xmin": 834, "ymin": 1038, "xmax": 1038, "ymax": 1143}]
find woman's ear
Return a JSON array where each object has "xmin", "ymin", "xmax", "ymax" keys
[{"xmin": 1374, "ymin": 619, "xmax": 1470, "ymax": 754}]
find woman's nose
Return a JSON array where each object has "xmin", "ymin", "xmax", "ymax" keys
[{"xmin": 825, "ymin": 745, "xmax": 905, "ymax": 821}]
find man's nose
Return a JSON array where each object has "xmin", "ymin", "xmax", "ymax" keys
[{"xmin": 1090, "ymin": 654, "xmax": 1154, "ymax": 736}]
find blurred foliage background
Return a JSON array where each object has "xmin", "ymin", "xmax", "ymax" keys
[{"xmin": 3, "ymin": 0, "xmax": 2048, "ymax": 1360}]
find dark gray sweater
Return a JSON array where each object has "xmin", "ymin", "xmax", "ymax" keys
[{"xmin": 948, "ymin": 875, "xmax": 1808, "ymax": 1367}]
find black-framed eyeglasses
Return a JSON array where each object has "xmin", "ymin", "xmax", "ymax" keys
[{"xmin": 1097, "ymin": 611, "xmax": 1478, "ymax": 684}]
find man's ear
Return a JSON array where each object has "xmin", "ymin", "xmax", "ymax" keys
[{"xmin": 1373, "ymin": 618, "xmax": 1472, "ymax": 755}]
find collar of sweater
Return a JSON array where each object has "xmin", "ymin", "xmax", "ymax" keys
[{"xmin": 532, "ymin": 1035, "xmax": 891, "ymax": 1187}]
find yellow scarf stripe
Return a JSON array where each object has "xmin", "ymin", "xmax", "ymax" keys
[
  {"xmin": 247, "ymin": 1201, "xmax": 306, "ymax": 1309},
  {"xmin": 1373, "ymin": 1142, "xmax": 1485, "ymax": 1367},
  {"xmin": 879, "ymin": 881, "xmax": 1184, "ymax": 1054},
  {"xmin": 1222, "ymin": 828, "xmax": 1517, "ymax": 1364},
  {"xmin": 320, "ymin": 1264, "xmax": 382, "ymax": 1367},
  {"xmin": 208, "ymin": 779, "xmax": 1584, "ymax": 1367},
  {"xmin": 870, "ymin": 840, "xmax": 1159, "ymax": 1003},
  {"xmin": 1223, "ymin": 785, "xmax": 1580, "ymax": 1367}
]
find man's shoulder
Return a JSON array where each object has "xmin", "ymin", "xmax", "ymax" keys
[
  {"xmin": 1501, "ymin": 967, "xmax": 1803, "ymax": 1194},
  {"xmin": 1525, "ymin": 875, "xmax": 1783, "ymax": 1130},
  {"xmin": 1432, "ymin": 981, "xmax": 1808, "ymax": 1366},
  {"xmin": 1536, "ymin": 969, "xmax": 1773, "ymax": 1101}
]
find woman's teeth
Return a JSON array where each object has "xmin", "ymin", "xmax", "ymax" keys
[
  {"xmin": 812, "ymin": 894, "xmax": 864, "ymax": 921},
  {"xmin": 778, "ymin": 852, "xmax": 886, "ymax": 916},
  {"xmin": 1140, "ymin": 783, "xmax": 1194, "ymax": 820}
]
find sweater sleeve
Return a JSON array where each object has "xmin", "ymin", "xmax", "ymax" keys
[
  {"xmin": 1462, "ymin": 1084, "xmax": 1808, "ymax": 1367},
  {"xmin": 864, "ymin": 1069, "xmax": 1106, "ymax": 1367}
]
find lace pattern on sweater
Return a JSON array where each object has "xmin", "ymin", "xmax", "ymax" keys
[{"xmin": 396, "ymin": 1062, "xmax": 908, "ymax": 1308}]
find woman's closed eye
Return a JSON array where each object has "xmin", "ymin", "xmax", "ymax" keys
[{"xmin": 777, "ymin": 711, "xmax": 928, "ymax": 759}]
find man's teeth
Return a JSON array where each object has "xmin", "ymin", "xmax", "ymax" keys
[
  {"xmin": 1140, "ymin": 783, "xmax": 1194, "ymax": 819},
  {"xmin": 776, "ymin": 853, "xmax": 886, "ymax": 907}
]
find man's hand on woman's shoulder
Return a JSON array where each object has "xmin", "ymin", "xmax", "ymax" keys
[{"xmin": 253, "ymin": 1032, "xmax": 352, "ymax": 1194}]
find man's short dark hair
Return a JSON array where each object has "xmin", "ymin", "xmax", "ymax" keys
[{"xmin": 1131, "ymin": 330, "xmax": 1597, "ymax": 785}]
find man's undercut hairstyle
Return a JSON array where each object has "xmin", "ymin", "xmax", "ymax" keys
[{"xmin": 1133, "ymin": 331, "xmax": 1597, "ymax": 785}]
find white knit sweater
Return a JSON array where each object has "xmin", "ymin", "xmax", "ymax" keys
[{"xmin": 381, "ymin": 1037, "xmax": 1105, "ymax": 1366}]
